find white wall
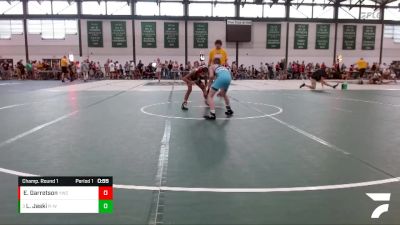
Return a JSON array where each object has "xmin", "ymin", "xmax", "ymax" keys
[
  {"xmin": 382, "ymin": 33, "xmax": 400, "ymax": 65},
  {"xmin": 134, "ymin": 20, "xmax": 185, "ymax": 64},
  {"xmin": 0, "ymin": 32, "xmax": 79, "ymax": 63},
  {"xmin": 28, "ymin": 34, "xmax": 79, "ymax": 61},
  {"xmin": 187, "ymin": 20, "xmax": 236, "ymax": 64},
  {"xmin": 287, "ymin": 22, "xmax": 335, "ymax": 65},
  {"xmin": 239, "ymin": 22, "xmax": 286, "ymax": 66},
  {"xmin": 81, "ymin": 19, "xmax": 133, "ymax": 64},
  {"xmin": 336, "ymin": 23, "xmax": 382, "ymax": 65},
  {"xmin": 0, "ymin": 33, "xmax": 25, "ymax": 62},
  {"xmin": 1, "ymin": 19, "xmax": 399, "ymax": 67}
]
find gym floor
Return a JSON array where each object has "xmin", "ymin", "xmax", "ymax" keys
[{"xmin": 0, "ymin": 80, "xmax": 399, "ymax": 225}]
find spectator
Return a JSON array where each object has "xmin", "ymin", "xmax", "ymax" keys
[
  {"xmin": 1, "ymin": 60, "xmax": 11, "ymax": 80},
  {"xmin": 266, "ymin": 63, "xmax": 273, "ymax": 80},
  {"xmin": 109, "ymin": 60, "xmax": 116, "ymax": 79},
  {"xmin": 155, "ymin": 58, "xmax": 162, "ymax": 82},
  {"xmin": 167, "ymin": 60, "xmax": 173, "ymax": 79},
  {"xmin": 300, "ymin": 61, "xmax": 305, "ymax": 80},
  {"xmin": 60, "ymin": 56, "xmax": 69, "ymax": 82},
  {"xmin": 129, "ymin": 61, "xmax": 135, "ymax": 79},
  {"xmin": 124, "ymin": 61, "xmax": 130, "ymax": 78},
  {"xmin": 171, "ymin": 61, "xmax": 179, "ymax": 79},
  {"xmin": 115, "ymin": 61, "xmax": 120, "ymax": 78},
  {"xmin": 231, "ymin": 61, "xmax": 238, "ymax": 80},
  {"xmin": 26, "ymin": 60, "xmax": 33, "ymax": 79},
  {"xmin": 81, "ymin": 60, "xmax": 89, "ymax": 82},
  {"xmin": 137, "ymin": 60, "xmax": 144, "ymax": 77},
  {"xmin": 17, "ymin": 60, "xmax": 26, "ymax": 80},
  {"xmin": 259, "ymin": 62, "xmax": 266, "ymax": 80},
  {"xmin": 118, "ymin": 61, "xmax": 123, "ymax": 78}
]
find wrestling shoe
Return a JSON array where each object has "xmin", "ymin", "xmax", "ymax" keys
[
  {"xmin": 225, "ymin": 106, "xmax": 234, "ymax": 116},
  {"xmin": 204, "ymin": 112, "xmax": 216, "ymax": 120},
  {"xmin": 225, "ymin": 109, "xmax": 234, "ymax": 116},
  {"xmin": 299, "ymin": 83, "xmax": 305, "ymax": 88},
  {"xmin": 181, "ymin": 102, "xmax": 188, "ymax": 110}
]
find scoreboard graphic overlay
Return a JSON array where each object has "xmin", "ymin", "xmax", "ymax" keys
[{"xmin": 18, "ymin": 177, "xmax": 113, "ymax": 213}]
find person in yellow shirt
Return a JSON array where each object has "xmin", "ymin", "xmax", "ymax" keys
[
  {"xmin": 356, "ymin": 57, "xmax": 368, "ymax": 83},
  {"xmin": 60, "ymin": 55, "xmax": 69, "ymax": 82},
  {"xmin": 208, "ymin": 40, "xmax": 228, "ymax": 66}
]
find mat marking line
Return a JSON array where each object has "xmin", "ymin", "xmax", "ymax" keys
[
  {"xmin": 113, "ymin": 177, "xmax": 400, "ymax": 192},
  {"xmin": 231, "ymin": 96, "xmax": 400, "ymax": 178},
  {"xmin": 1, "ymin": 88, "xmax": 399, "ymax": 193},
  {"xmin": 0, "ymin": 103, "xmax": 29, "ymax": 110},
  {"xmin": 229, "ymin": 96, "xmax": 351, "ymax": 155},
  {"xmin": 332, "ymin": 107, "xmax": 353, "ymax": 113},
  {"xmin": 284, "ymin": 93, "xmax": 400, "ymax": 108},
  {"xmin": 0, "ymin": 167, "xmax": 38, "ymax": 177},
  {"xmin": 268, "ymin": 116, "xmax": 351, "ymax": 155},
  {"xmin": 332, "ymin": 97, "xmax": 400, "ymax": 107},
  {"xmin": 148, "ymin": 120, "xmax": 171, "ymax": 225},
  {"xmin": 0, "ymin": 83, "xmax": 21, "ymax": 86},
  {"xmin": 0, "ymin": 95, "xmax": 106, "ymax": 112},
  {"xmin": 1, "ymin": 167, "xmax": 399, "ymax": 193},
  {"xmin": 0, "ymin": 82, "xmax": 146, "ymax": 149},
  {"xmin": 141, "ymin": 101, "xmax": 282, "ymax": 120},
  {"xmin": 0, "ymin": 80, "xmax": 138, "ymax": 111},
  {"xmin": 0, "ymin": 111, "xmax": 79, "ymax": 149}
]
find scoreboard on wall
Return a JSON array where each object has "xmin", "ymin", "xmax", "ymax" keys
[
  {"xmin": 226, "ymin": 20, "xmax": 252, "ymax": 42},
  {"xmin": 18, "ymin": 177, "xmax": 113, "ymax": 214}
]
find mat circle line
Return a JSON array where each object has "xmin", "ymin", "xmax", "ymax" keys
[
  {"xmin": 0, "ymin": 167, "xmax": 399, "ymax": 193},
  {"xmin": 140, "ymin": 101, "xmax": 283, "ymax": 120}
]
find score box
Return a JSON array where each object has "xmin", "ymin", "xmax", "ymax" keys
[{"xmin": 18, "ymin": 176, "xmax": 113, "ymax": 214}]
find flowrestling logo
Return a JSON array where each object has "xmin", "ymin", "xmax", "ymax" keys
[
  {"xmin": 366, "ymin": 193, "xmax": 391, "ymax": 219},
  {"xmin": 360, "ymin": 12, "xmax": 380, "ymax": 19}
]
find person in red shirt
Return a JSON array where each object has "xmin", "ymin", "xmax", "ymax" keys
[
  {"xmin": 300, "ymin": 62, "xmax": 305, "ymax": 79},
  {"xmin": 333, "ymin": 60, "xmax": 341, "ymax": 79},
  {"xmin": 275, "ymin": 63, "xmax": 280, "ymax": 72},
  {"xmin": 344, "ymin": 64, "xmax": 354, "ymax": 80},
  {"xmin": 292, "ymin": 63, "xmax": 299, "ymax": 79},
  {"xmin": 321, "ymin": 62, "xmax": 326, "ymax": 70},
  {"xmin": 181, "ymin": 62, "xmax": 209, "ymax": 110},
  {"xmin": 275, "ymin": 63, "xmax": 281, "ymax": 79}
]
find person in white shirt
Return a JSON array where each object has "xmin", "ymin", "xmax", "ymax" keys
[
  {"xmin": 115, "ymin": 61, "xmax": 120, "ymax": 79},
  {"xmin": 109, "ymin": 61, "xmax": 115, "ymax": 79},
  {"xmin": 129, "ymin": 61, "xmax": 135, "ymax": 79},
  {"xmin": 81, "ymin": 60, "xmax": 89, "ymax": 82},
  {"xmin": 155, "ymin": 58, "xmax": 162, "ymax": 82},
  {"xmin": 381, "ymin": 63, "xmax": 390, "ymax": 76},
  {"xmin": 381, "ymin": 63, "xmax": 397, "ymax": 83},
  {"xmin": 259, "ymin": 62, "xmax": 266, "ymax": 80},
  {"xmin": 171, "ymin": 61, "xmax": 179, "ymax": 79}
]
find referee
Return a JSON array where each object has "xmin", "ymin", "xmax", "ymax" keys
[{"xmin": 208, "ymin": 40, "xmax": 228, "ymax": 66}]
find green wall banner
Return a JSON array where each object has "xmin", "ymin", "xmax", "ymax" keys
[
  {"xmin": 193, "ymin": 23, "xmax": 208, "ymax": 48},
  {"xmin": 87, "ymin": 21, "xmax": 103, "ymax": 48},
  {"xmin": 343, "ymin": 25, "xmax": 357, "ymax": 50},
  {"xmin": 315, "ymin": 24, "xmax": 330, "ymax": 49},
  {"xmin": 141, "ymin": 22, "xmax": 157, "ymax": 48},
  {"xmin": 294, "ymin": 24, "xmax": 308, "ymax": 49},
  {"xmin": 266, "ymin": 24, "xmax": 281, "ymax": 49},
  {"xmin": 164, "ymin": 22, "xmax": 179, "ymax": 48},
  {"xmin": 362, "ymin": 25, "xmax": 376, "ymax": 50},
  {"xmin": 111, "ymin": 21, "xmax": 127, "ymax": 48}
]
